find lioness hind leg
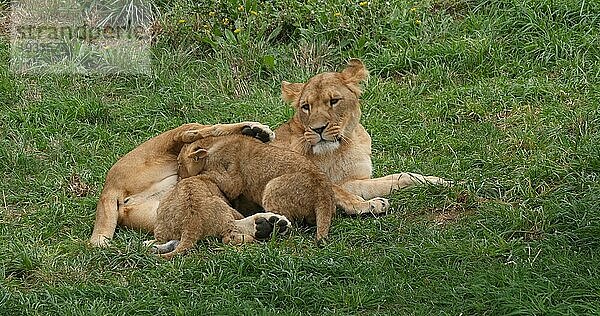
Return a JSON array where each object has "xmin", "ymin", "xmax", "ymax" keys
[
  {"xmin": 90, "ymin": 194, "xmax": 120, "ymax": 247},
  {"xmin": 234, "ymin": 213, "xmax": 291, "ymax": 241}
]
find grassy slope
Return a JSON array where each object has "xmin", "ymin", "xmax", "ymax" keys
[{"xmin": 1, "ymin": 0, "xmax": 599, "ymax": 314}]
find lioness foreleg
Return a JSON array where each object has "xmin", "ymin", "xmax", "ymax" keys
[
  {"xmin": 342, "ymin": 173, "xmax": 450, "ymax": 200},
  {"xmin": 178, "ymin": 122, "xmax": 275, "ymax": 144},
  {"xmin": 332, "ymin": 185, "xmax": 389, "ymax": 215}
]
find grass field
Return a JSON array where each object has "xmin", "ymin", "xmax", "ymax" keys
[{"xmin": 1, "ymin": 0, "xmax": 600, "ymax": 314}]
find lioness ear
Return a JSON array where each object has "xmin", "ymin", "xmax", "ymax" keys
[
  {"xmin": 341, "ymin": 58, "xmax": 368, "ymax": 84},
  {"xmin": 187, "ymin": 147, "xmax": 208, "ymax": 161},
  {"xmin": 281, "ymin": 81, "xmax": 305, "ymax": 103}
]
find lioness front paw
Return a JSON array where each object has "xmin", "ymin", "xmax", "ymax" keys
[
  {"xmin": 181, "ymin": 129, "xmax": 202, "ymax": 143},
  {"xmin": 241, "ymin": 122, "xmax": 275, "ymax": 143},
  {"xmin": 424, "ymin": 176, "xmax": 453, "ymax": 187},
  {"xmin": 368, "ymin": 197, "xmax": 390, "ymax": 214}
]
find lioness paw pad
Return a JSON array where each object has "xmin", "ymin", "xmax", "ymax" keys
[{"xmin": 242, "ymin": 124, "xmax": 275, "ymax": 143}]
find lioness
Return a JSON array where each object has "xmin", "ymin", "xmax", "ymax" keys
[
  {"xmin": 178, "ymin": 135, "xmax": 337, "ymax": 242},
  {"xmin": 146, "ymin": 175, "xmax": 290, "ymax": 259},
  {"xmin": 90, "ymin": 122, "xmax": 279, "ymax": 247},
  {"xmin": 273, "ymin": 59, "xmax": 448, "ymax": 200}
]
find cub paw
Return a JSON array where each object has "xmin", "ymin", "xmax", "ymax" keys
[
  {"xmin": 368, "ymin": 197, "xmax": 390, "ymax": 214},
  {"xmin": 254, "ymin": 213, "xmax": 291, "ymax": 240},
  {"xmin": 242, "ymin": 123, "xmax": 275, "ymax": 143}
]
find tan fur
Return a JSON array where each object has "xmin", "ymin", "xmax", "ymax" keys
[
  {"xmin": 148, "ymin": 175, "xmax": 290, "ymax": 259},
  {"xmin": 150, "ymin": 175, "xmax": 243, "ymax": 259},
  {"xmin": 89, "ymin": 122, "xmax": 275, "ymax": 247},
  {"xmin": 274, "ymin": 59, "xmax": 449, "ymax": 203},
  {"xmin": 179, "ymin": 135, "xmax": 336, "ymax": 242}
]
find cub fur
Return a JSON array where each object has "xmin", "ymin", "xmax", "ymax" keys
[
  {"xmin": 147, "ymin": 175, "xmax": 290, "ymax": 259},
  {"xmin": 178, "ymin": 135, "xmax": 336, "ymax": 242},
  {"xmin": 274, "ymin": 59, "xmax": 449, "ymax": 201},
  {"xmin": 90, "ymin": 122, "xmax": 275, "ymax": 247}
]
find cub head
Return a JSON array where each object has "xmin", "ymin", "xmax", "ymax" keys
[
  {"xmin": 281, "ymin": 59, "xmax": 368, "ymax": 155},
  {"xmin": 177, "ymin": 143, "xmax": 208, "ymax": 179}
]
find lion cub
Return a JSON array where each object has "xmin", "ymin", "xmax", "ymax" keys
[
  {"xmin": 178, "ymin": 135, "xmax": 336, "ymax": 242},
  {"xmin": 148, "ymin": 175, "xmax": 290, "ymax": 259}
]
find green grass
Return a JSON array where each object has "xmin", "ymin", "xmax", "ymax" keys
[{"xmin": 1, "ymin": 0, "xmax": 600, "ymax": 314}]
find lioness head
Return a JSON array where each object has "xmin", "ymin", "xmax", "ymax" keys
[
  {"xmin": 177, "ymin": 143, "xmax": 208, "ymax": 179},
  {"xmin": 281, "ymin": 59, "xmax": 368, "ymax": 155}
]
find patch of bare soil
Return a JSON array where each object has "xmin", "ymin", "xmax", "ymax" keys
[
  {"xmin": 429, "ymin": 191, "xmax": 474, "ymax": 226},
  {"xmin": 67, "ymin": 174, "xmax": 92, "ymax": 198}
]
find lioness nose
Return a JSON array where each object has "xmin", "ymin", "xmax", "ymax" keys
[{"xmin": 311, "ymin": 125, "xmax": 327, "ymax": 135}]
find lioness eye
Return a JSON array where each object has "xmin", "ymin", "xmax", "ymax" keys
[
  {"xmin": 330, "ymin": 98, "xmax": 340, "ymax": 106},
  {"xmin": 301, "ymin": 103, "xmax": 310, "ymax": 111}
]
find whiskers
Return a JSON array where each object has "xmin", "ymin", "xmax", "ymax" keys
[
  {"xmin": 292, "ymin": 138, "xmax": 312, "ymax": 155},
  {"xmin": 339, "ymin": 133, "xmax": 353, "ymax": 147}
]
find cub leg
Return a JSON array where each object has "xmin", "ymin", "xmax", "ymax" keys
[
  {"xmin": 229, "ymin": 208, "xmax": 245, "ymax": 220},
  {"xmin": 314, "ymin": 201, "xmax": 335, "ymax": 242},
  {"xmin": 262, "ymin": 175, "xmax": 335, "ymax": 242},
  {"xmin": 221, "ymin": 230, "xmax": 255, "ymax": 245},
  {"xmin": 342, "ymin": 173, "xmax": 451, "ymax": 200},
  {"xmin": 153, "ymin": 228, "xmax": 258, "ymax": 258},
  {"xmin": 151, "ymin": 194, "xmax": 241, "ymax": 258},
  {"xmin": 160, "ymin": 230, "xmax": 199, "ymax": 260}
]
